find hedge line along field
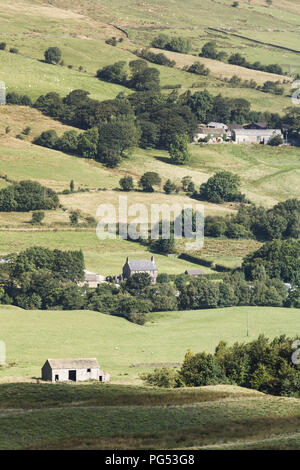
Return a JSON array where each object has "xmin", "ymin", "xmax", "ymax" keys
[{"xmin": 0, "ymin": 305, "xmax": 299, "ymax": 383}]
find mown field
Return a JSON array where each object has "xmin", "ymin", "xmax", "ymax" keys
[
  {"xmin": 0, "ymin": 305, "xmax": 299, "ymax": 383},
  {"xmin": 0, "ymin": 382, "xmax": 300, "ymax": 449}
]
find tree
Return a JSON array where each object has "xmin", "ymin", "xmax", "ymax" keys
[
  {"xmin": 200, "ymin": 42, "xmax": 219, "ymax": 60},
  {"xmin": 58, "ymin": 130, "xmax": 79, "ymax": 154},
  {"xmin": 181, "ymin": 176, "xmax": 192, "ymax": 191},
  {"xmin": 163, "ymin": 179, "xmax": 176, "ymax": 194},
  {"xmin": 130, "ymin": 67, "xmax": 160, "ymax": 91},
  {"xmin": 268, "ymin": 134, "xmax": 283, "ymax": 146},
  {"xmin": 199, "ymin": 171, "xmax": 243, "ymax": 203},
  {"xmin": 179, "ymin": 277, "xmax": 220, "ymax": 310},
  {"xmin": 139, "ymin": 172, "xmax": 161, "ymax": 192},
  {"xmin": 150, "ymin": 236, "xmax": 175, "ymax": 254},
  {"xmin": 78, "ymin": 127, "xmax": 99, "ymax": 158},
  {"xmin": 34, "ymin": 130, "xmax": 59, "ymax": 149},
  {"xmin": 96, "ymin": 61, "xmax": 127, "ymax": 85},
  {"xmin": 44, "ymin": 47, "xmax": 62, "ymax": 64},
  {"xmin": 69, "ymin": 211, "xmax": 80, "ymax": 225},
  {"xmin": 179, "ymin": 351, "xmax": 227, "ymax": 387},
  {"xmin": 124, "ymin": 273, "xmax": 152, "ymax": 296},
  {"xmin": 30, "ymin": 211, "xmax": 45, "ymax": 225},
  {"xmin": 97, "ymin": 121, "xmax": 140, "ymax": 167},
  {"xmin": 0, "ymin": 181, "xmax": 59, "ymax": 212},
  {"xmin": 169, "ymin": 134, "xmax": 190, "ymax": 165},
  {"xmin": 188, "ymin": 62, "xmax": 209, "ymax": 76},
  {"xmin": 0, "ymin": 42, "xmax": 6, "ymax": 50},
  {"xmin": 119, "ymin": 176, "xmax": 134, "ymax": 191},
  {"xmin": 70, "ymin": 180, "xmax": 75, "ymax": 192},
  {"xmin": 242, "ymin": 239, "xmax": 300, "ymax": 283}
]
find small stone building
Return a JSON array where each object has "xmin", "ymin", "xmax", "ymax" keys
[
  {"xmin": 41, "ymin": 358, "xmax": 110, "ymax": 383},
  {"xmin": 122, "ymin": 256, "xmax": 158, "ymax": 283},
  {"xmin": 232, "ymin": 129, "xmax": 283, "ymax": 144},
  {"xmin": 185, "ymin": 269, "xmax": 205, "ymax": 277},
  {"xmin": 78, "ymin": 270, "xmax": 106, "ymax": 288}
]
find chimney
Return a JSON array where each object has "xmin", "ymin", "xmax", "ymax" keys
[{"xmin": 126, "ymin": 256, "xmax": 129, "ymax": 263}]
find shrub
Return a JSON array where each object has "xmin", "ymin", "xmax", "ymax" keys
[
  {"xmin": 30, "ymin": 211, "xmax": 45, "ymax": 225},
  {"xmin": 44, "ymin": 47, "xmax": 62, "ymax": 64},
  {"xmin": 140, "ymin": 367, "xmax": 179, "ymax": 388},
  {"xmin": 120, "ymin": 176, "xmax": 134, "ymax": 191}
]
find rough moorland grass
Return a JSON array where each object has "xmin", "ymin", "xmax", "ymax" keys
[
  {"xmin": 0, "ymin": 383, "xmax": 262, "ymax": 409},
  {"xmin": 0, "ymin": 392, "xmax": 299, "ymax": 449},
  {"xmin": 0, "ymin": 306, "xmax": 299, "ymax": 382}
]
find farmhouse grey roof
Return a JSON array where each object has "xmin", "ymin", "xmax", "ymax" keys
[
  {"xmin": 46, "ymin": 358, "xmax": 100, "ymax": 369},
  {"xmin": 128, "ymin": 260, "xmax": 158, "ymax": 271},
  {"xmin": 207, "ymin": 122, "xmax": 227, "ymax": 129},
  {"xmin": 197, "ymin": 127, "xmax": 225, "ymax": 135},
  {"xmin": 232, "ymin": 129, "xmax": 282, "ymax": 136}
]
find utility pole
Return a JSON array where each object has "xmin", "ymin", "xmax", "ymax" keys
[{"xmin": 246, "ymin": 311, "xmax": 249, "ymax": 337}]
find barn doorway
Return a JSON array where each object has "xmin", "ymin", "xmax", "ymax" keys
[
  {"xmin": 69, "ymin": 370, "xmax": 77, "ymax": 381},
  {"xmin": 99, "ymin": 376, "xmax": 103, "ymax": 382}
]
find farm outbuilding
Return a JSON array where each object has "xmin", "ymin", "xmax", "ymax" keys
[{"xmin": 41, "ymin": 358, "xmax": 110, "ymax": 383}]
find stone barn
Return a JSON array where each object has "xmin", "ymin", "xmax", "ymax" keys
[{"xmin": 41, "ymin": 358, "xmax": 110, "ymax": 383}]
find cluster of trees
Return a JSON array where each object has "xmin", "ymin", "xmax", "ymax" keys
[
  {"xmin": 0, "ymin": 181, "xmax": 59, "ymax": 212},
  {"xmin": 34, "ymin": 122, "xmax": 139, "ymax": 168},
  {"xmin": 135, "ymin": 49, "xmax": 176, "ymax": 67},
  {"xmin": 1, "ymin": 244, "xmax": 298, "ymax": 320},
  {"xmin": 96, "ymin": 60, "xmax": 160, "ymax": 91},
  {"xmin": 205, "ymin": 199, "xmax": 300, "ymax": 241},
  {"xmin": 259, "ymin": 80, "xmax": 284, "ymax": 96},
  {"xmin": 1, "ymin": 247, "xmax": 85, "ymax": 309},
  {"xmin": 185, "ymin": 61, "xmax": 210, "ymax": 76},
  {"xmin": 142, "ymin": 335, "xmax": 300, "ymax": 398},
  {"xmin": 200, "ymin": 43, "xmax": 283, "ymax": 76},
  {"xmin": 228, "ymin": 52, "xmax": 283, "ymax": 75},
  {"xmin": 242, "ymin": 239, "xmax": 300, "ymax": 283},
  {"xmin": 151, "ymin": 34, "xmax": 192, "ymax": 54},
  {"xmin": 199, "ymin": 171, "xmax": 246, "ymax": 204},
  {"xmin": 8, "ymin": 87, "xmax": 300, "ymax": 170}
]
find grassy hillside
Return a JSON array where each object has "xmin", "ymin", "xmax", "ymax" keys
[
  {"xmin": 0, "ymin": 0, "xmax": 298, "ymax": 115},
  {"xmin": 0, "ymin": 382, "xmax": 300, "ymax": 449},
  {"xmin": 0, "ymin": 305, "xmax": 299, "ymax": 382}
]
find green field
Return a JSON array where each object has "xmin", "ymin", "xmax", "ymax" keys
[
  {"xmin": 0, "ymin": 0, "xmax": 298, "ymax": 115},
  {"xmin": 0, "ymin": 230, "xmax": 216, "ymax": 276},
  {"xmin": 0, "ymin": 305, "xmax": 299, "ymax": 383}
]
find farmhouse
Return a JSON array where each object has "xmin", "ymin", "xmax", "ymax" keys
[
  {"xmin": 194, "ymin": 126, "xmax": 226, "ymax": 142},
  {"xmin": 232, "ymin": 129, "xmax": 283, "ymax": 144},
  {"xmin": 122, "ymin": 256, "xmax": 158, "ymax": 283},
  {"xmin": 41, "ymin": 358, "xmax": 110, "ymax": 383}
]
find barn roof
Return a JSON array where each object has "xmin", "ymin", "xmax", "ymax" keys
[
  {"xmin": 46, "ymin": 358, "xmax": 100, "ymax": 369},
  {"xmin": 232, "ymin": 129, "xmax": 282, "ymax": 136},
  {"xmin": 128, "ymin": 260, "xmax": 158, "ymax": 271},
  {"xmin": 185, "ymin": 269, "xmax": 205, "ymax": 276}
]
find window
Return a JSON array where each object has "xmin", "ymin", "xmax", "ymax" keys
[
  {"xmin": 87, "ymin": 368, "xmax": 91, "ymax": 373},
  {"xmin": 55, "ymin": 374, "xmax": 59, "ymax": 381}
]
